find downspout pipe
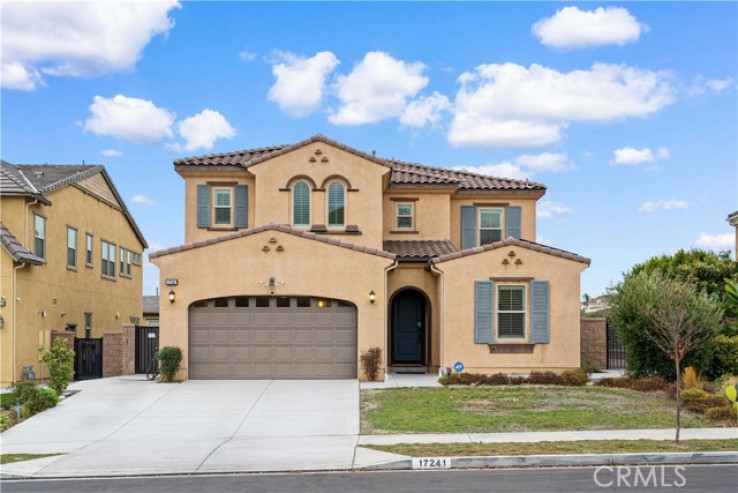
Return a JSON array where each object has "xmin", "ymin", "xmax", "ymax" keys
[
  {"xmin": 13, "ymin": 262, "xmax": 27, "ymax": 384},
  {"xmin": 428, "ymin": 261, "xmax": 445, "ymax": 375},
  {"xmin": 383, "ymin": 258, "xmax": 399, "ymax": 379}
]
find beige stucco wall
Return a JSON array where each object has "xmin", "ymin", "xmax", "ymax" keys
[
  {"xmin": 449, "ymin": 195, "xmax": 538, "ymax": 249},
  {"xmin": 151, "ymin": 229, "xmax": 395, "ymax": 380},
  {"xmin": 387, "ymin": 263, "xmax": 441, "ymax": 370},
  {"xmin": 383, "ymin": 191, "xmax": 452, "ymax": 241},
  {"xmin": 0, "ymin": 185, "xmax": 144, "ymax": 387},
  {"xmin": 435, "ymin": 245, "xmax": 587, "ymax": 374}
]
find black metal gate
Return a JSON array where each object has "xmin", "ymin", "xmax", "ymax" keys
[
  {"xmin": 606, "ymin": 320, "xmax": 626, "ymax": 369},
  {"xmin": 135, "ymin": 326, "xmax": 159, "ymax": 374},
  {"xmin": 75, "ymin": 338, "xmax": 103, "ymax": 380}
]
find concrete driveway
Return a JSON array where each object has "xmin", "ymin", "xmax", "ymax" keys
[{"xmin": 0, "ymin": 376, "xmax": 364, "ymax": 476}]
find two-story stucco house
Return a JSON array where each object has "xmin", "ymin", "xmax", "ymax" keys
[
  {"xmin": 151, "ymin": 135, "xmax": 590, "ymax": 381},
  {"xmin": 0, "ymin": 162, "xmax": 147, "ymax": 387}
]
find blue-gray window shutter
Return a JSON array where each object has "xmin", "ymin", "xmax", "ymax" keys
[
  {"xmin": 474, "ymin": 280, "xmax": 494, "ymax": 344},
  {"xmin": 530, "ymin": 280, "xmax": 550, "ymax": 343},
  {"xmin": 234, "ymin": 185, "xmax": 248, "ymax": 228},
  {"xmin": 506, "ymin": 206, "xmax": 521, "ymax": 239},
  {"xmin": 461, "ymin": 206, "xmax": 477, "ymax": 249},
  {"xmin": 196, "ymin": 184, "xmax": 210, "ymax": 229}
]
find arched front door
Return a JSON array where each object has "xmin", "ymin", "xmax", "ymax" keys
[{"xmin": 391, "ymin": 289, "xmax": 426, "ymax": 364}]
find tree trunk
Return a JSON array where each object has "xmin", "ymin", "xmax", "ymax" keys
[{"xmin": 675, "ymin": 358, "xmax": 681, "ymax": 444}]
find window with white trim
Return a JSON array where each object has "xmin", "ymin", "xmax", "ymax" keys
[
  {"xmin": 126, "ymin": 250, "xmax": 132, "ymax": 276},
  {"xmin": 479, "ymin": 208, "xmax": 503, "ymax": 246},
  {"xmin": 213, "ymin": 188, "xmax": 233, "ymax": 225},
  {"xmin": 396, "ymin": 203, "xmax": 413, "ymax": 229},
  {"xmin": 34, "ymin": 214, "xmax": 46, "ymax": 259},
  {"xmin": 86, "ymin": 233, "xmax": 93, "ymax": 267},
  {"xmin": 101, "ymin": 240, "xmax": 116, "ymax": 278},
  {"xmin": 292, "ymin": 181, "xmax": 310, "ymax": 227},
  {"xmin": 327, "ymin": 182, "xmax": 345, "ymax": 227},
  {"xmin": 67, "ymin": 227, "xmax": 77, "ymax": 268},
  {"xmin": 119, "ymin": 247, "xmax": 126, "ymax": 275},
  {"xmin": 497, "ymin": 285, "xmax": 526, "ymax": 339}
]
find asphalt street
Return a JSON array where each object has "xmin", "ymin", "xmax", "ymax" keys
[{"xmin": 3, "ymin": 465, "xmax": 737, "ymax": 493}]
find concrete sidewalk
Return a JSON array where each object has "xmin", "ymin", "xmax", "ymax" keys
[{"xmin": 358, "ymin": 427, "xmax": 738, "ymax": 446}]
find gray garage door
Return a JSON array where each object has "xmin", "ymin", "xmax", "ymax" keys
[{"xmin": 188, "ymin": 296, "xmax": 357, "ymax": 379}]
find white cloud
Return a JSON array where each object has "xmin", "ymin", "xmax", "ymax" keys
[
  {"xmin": 456, "ymin": 162, "xmax": 529, "ymax": 180},
  {"xmin": 532, "ymin": 6, "xmax": 646, "ymax": 49},
  {"xmin": 1, "ymin": 1, "xmax": 179, "ymax": 90},
  {"xmin": 102, "ymin": 149, "xmax": 123, "ymax": 157},
  {"xmin": 454, "ymin": 152, "xmax": 574, "ymax": 181},
  {"xmin": 131, "ymin": 195, "xmax": 155, "ymax": 205},
  {"xmin": 611, "ymin": 146, "xmax": 669, "ymax": 165},
  {"xmin": 537, "ymin": 201, "xmax": 573, "ymax": 219},
  {"xmin": 239, "ymin": 50, "xmax": 257, "ymax": 62},
  {"xmin": 84, "ymin": 95, "xmax": 175, "ymax": 144},
  {"xmin": 694, "ymin": 233, "xmax": 733, "ymax": 252},
  {"xmin": 330, "ymin": 52, "xmax": 429, "ymax": 125},
  {"xmin": 267, "ymin": 51, "xmax": 339, "ymax": 117},
  {"xmin": 638, "ymin": 199, "xmax": 689, "ymax": 213},
  {"xmin": 688, "ymin": 76, "xmax": 735, "ymax": 96},
  {"xmin": 177, "ymin": 109, "xmax": 235, "ymax": 151},
  {"xmin": 448, "ymin": 62, "xmax": 675, "ymax": 148},
  {"xmin": 400, "ymin": 92, "xmax": 451, "ymax": 128},
  {"xmin": 706, "ymin": 78, "xmax": 734, "ymax": 92}
]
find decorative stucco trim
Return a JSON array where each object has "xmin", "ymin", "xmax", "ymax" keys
[{"xmin": 431, "ymin": 237, "xmax": 591, "ymax": 265}]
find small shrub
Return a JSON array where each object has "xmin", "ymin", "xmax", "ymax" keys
[
  {"xmin": 19, "ymin": 404, "xmax": 32, "ymax": 420},
  {"xmin": 680, "ymin": 388, "xmax": 725, "ymax": 413},
  {"xmin": 682, "ymin": 366, "xmax": 703, "ymax": 390},
  {"xmin": 595, "ymin": 376, "xmax": 667, "ymax": 392},
  {"xmin": 705, "ymin": 406, "xmax": 736, "ymax": 420},
  {"xmin": 41, "ymin": 338, "xmax": 75, "ymax": 395},
  {"xmin": 39, "ymin": 388, "xmax": 59, "ymax": 409},
  {"xmin": 581, "ymin": 360, "xmax": 600, "ymax": 374},
  {"xmin": 560, "ymin": 369, "xmax": 589, "ymax": 386},
  {"xmin": 527, "ymin": 371, "xmax": 559, "ymax": 385},
  {"xmin": 14, "ymin": 381, "xmax": 37, "ymax": 405},
  {"xmin": 0, "ymin": 412, "xmax": 8, "ymax": 431},
  {"xmin": 360, "ymin": 347, "xmax": 382, "ymax": 381},
  {"xmin": 485, "ymin": 373, "xmax": 511, "ymax": 385},
  {"xmin": 711, "ymin": 336, "xmax": 738, "ymax": 377},
  {"xmin": 157, "ymin": 346, "xmax": 183, "ymax": 382}
]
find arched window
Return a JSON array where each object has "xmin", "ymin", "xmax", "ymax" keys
[
  {"xmin": 327, "ymin": 182, "xmax": 345, "ymax": 227},
  {"xmin": 292, "ymin": 181, "xmax": 311, "ymax": 227}
]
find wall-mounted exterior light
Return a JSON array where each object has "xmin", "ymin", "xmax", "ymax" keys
[
  {"xmin": 168, "ymin": 290, "xmax": 176, "ymax": 303},
  {"xmin": 369, "ymin": 290, "xmax": 376, "ymax": 304}
]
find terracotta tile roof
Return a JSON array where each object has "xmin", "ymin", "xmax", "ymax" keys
[
  {"xmin": 0, "ymin": 221, "xmax": 43, "ymax": 264},
  {"xmin": 431, "ymin": 237, "xmax": 591, "ymax": 265},
  {"xmin": 383, "ymin": 240, "xmax": 457, "ymax": 260},
  {"xmin": 149, "ymin": 223, "xmax": 397, "ymax": 260},
  {"xmin": 173, "ymin": 134, "xmax": 545, "ymax": 192}
]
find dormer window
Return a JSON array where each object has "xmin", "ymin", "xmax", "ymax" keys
[
  {"xmin": 479, "ymin": 208, "xmax": 503, "ymax": 246},
  {"xmin": 396, "ymin": 203, "xmax": 414, "ymax": 229},
  {"xmin": 292, "ymin": 181, "xmax": 311, "ymax": 227},
  {"xmin": 327, "ymin": 182, "xmax": 345, "ymax": 227},
  {"xmin": 213, "ymin": 188, "xmax": 233, "ymax": 226}
]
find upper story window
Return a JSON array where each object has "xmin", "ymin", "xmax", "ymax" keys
[
  {"xmin": 67, "ymin": 227, "xmax": 77, "ymax": 269},
  {"xmin": 213, "ymin": 188, "xmax": 233, "ymax": 226},
  {"xmin": 292, "ymin": 181, "xmax": 311, "ymax": 227},
  {"xmin": 497, "ymin": 285, "xmax": 526, "ymax": 339},
  {"xmin": 86, "ymin": 233, "xmax": 93, "ymax": 267},
  {"xmin": 327, "ymin": 182, "xmax": 345, "ymax": 227},
  {"xmin": 119, "ymin": 247, "xmax": 126, "ymax": 276},
  {"xmin": 101, "ymin": 240, "xmax": 116, "ymax": 278},
  {"xmin": 34, "ymin": 214, "xmax": 46, "ymax": 259},
  {"xmin": 479, "ymin": 208, "xmax": 503, "ymax": 246},
  {"xmin": 396, "ymin": 203, "xmax": 414, "ymax": 229}
]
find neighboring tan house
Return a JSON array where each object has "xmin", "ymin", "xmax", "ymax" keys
[
  {"xmin": 150, "ymin": 134, "xmax": 590, "ymax": 381},
  {"xmin": 0, "ymin": 162, "xmax": 147, "ymax": 387},
  {"xmin": 143, "ymin": 295, "xmax": 159, "ymax": 327},
  {"xmin": 728, "ymin": 211, "xmax": 738, "ymax": 257},
  {"xmin": 581, "ymin": 295, "xmax": 610, "ymax": 314}
]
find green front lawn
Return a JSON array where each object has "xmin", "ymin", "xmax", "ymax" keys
[
  {"xmin": 368, "ymin": 439, "xmax": 738, "ymax": 457},
  {"xmin": 361, "ymin": 387, "xmax": 711, "ymax": 434},
  {"xmin": 0, "ymin": 453, "xmax": 60, "ymax": 465}
]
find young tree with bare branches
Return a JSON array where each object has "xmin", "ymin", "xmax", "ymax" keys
[{"xmin": 618, "ymin": 272, "xmax": 723, "ymax": 443}]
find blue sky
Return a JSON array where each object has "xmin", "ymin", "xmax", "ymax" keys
[{"xmin": 2, "ymin": 1, "xmax": 736, "ymax": 298}]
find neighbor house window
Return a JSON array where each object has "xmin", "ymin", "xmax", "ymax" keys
[
  {"xmin": 497, "ymin": 285, "xmax": 526, "ymax": 339},
  {"xmin": 396, "ymin": 203, "xmax": 413, "ymax": 229},
  {"xmin": 119, "ymin": 247, "xmax": 126, "ymax": 275},
  {"xmin": 126, "ymin": 250, "xmax": 132, "ymax": 277},
  {"xmin": 67, "ymin": 227, "xmax": 77, "ymax": 268},
  {"xmin": 213, "ymin": 188, "xmax": 232, "ymax": 225},
  {"xmin": 479, "ymin": 209, "xmax": 503, "ymax": 246},
  {"xmin": 33, "ymin": 214, "xmax": 46, "ymax": 259},
  {"xmin": 84, "ymin": 312, "xmax": 92, "ymax": 339},
  {"xmin": 292, "ymin": 181, "xmax": 310, "ymax": 227},
  {"xmin": 86, "ymin": 233, "xmax": 93, "ymax": 267},
  {"xmin": 101, "ymin": 240, "xmax": 116, "ymax": 278},
  {"xmin": 327, "ymin": 182, "xmax": 345, "ymax": 227}
]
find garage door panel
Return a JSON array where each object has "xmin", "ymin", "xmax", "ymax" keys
[{"xmin": 189, "ymin": 296, "xmax": 357, "ymax": 379}]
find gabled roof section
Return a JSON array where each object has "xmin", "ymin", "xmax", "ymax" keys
[
  {"xmin": 0, "ymin": 222, "xmax": 43, "ymax": 264},
  {"xmin": 431, "ymin": 237, "xmax": 590, "ymax": 265},
  {"xmin": 383, "ymin": 240, "xmax": 458, "ymax": 260},
  {"xmin": 8, "ymin": 164, "xmax": 147, "ymax": 249},
  {"xmin": 0, "ymin": 161, "xmax": 52, "ymax": 205},
  {"xmin": 728, "ymin": 211, "xmax": 738, "ymax": 225},
  {"xmin": 173, "ymin": 134, "xmax": 545, "ymax": 192},
  {"xmin": 149, "ymin": 223, "xmax": 397, "ymax": 260}
]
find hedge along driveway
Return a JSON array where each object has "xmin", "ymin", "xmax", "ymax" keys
[{"xmin": 361, "ymin": 387, "xmax": 711, "ymax": 434}]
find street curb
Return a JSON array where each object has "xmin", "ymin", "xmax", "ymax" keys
[{"xmin": 359, "ymin": 452, "xmax": 738, "ymax": 471}]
